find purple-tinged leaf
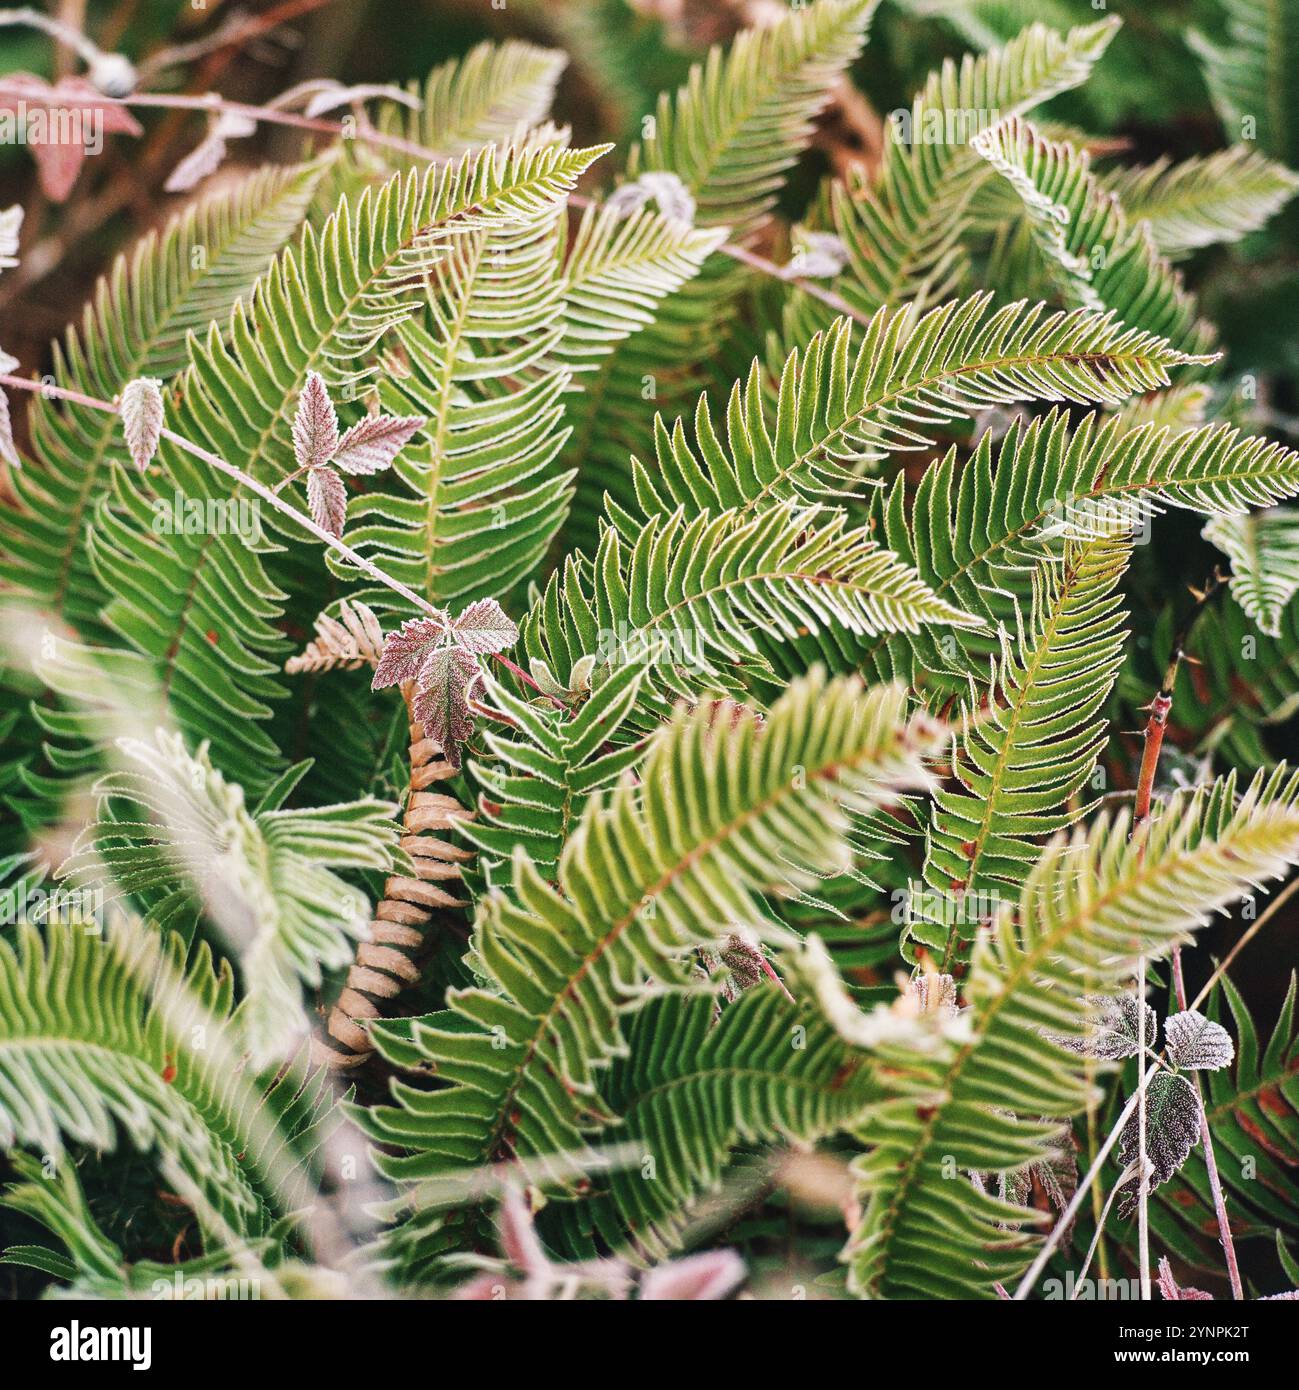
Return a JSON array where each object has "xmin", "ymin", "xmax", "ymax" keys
[
  {"xmin": 1164, "ymin": 1009, "xmax": 1235, "ymax": 1071},
  {"xmin": 451, "ymin": 597, "xmax": 518, "ymax": 655},
  {"xmin": 1157, "ymin": 1257, "xmax": 1213, "ymax": 1301},
  {"xmin": 293, "ymin": 371, "xmax": 339, "ymax": 473},
  {"xmin": 120, "ymin": 377, "xmax": 164, "ymax": 471},
  {"xmin": 372, "ymin": 616, "xmax": 450, "ymax": 689},
  {"xmin": 639, "ymin": 1249, "xmax": 745, "ymax": 1301},
  {"xmin": 307, "ymin": 466, "xmax": 348, "ymax": 538},
  {"xmin": 331, "ymin": 412, "xmax": 425, "ymax": 475},
  {"xmin": 410, "ymin": 646, "xmax": 480, "ymax": 770}
]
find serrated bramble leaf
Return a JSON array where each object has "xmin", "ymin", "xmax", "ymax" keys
[
  {"xmin": 1119, "ymin": 1072, "xmax": 1202, "ymax": 1215},
  {"xmin": 293, "ymin": 371, "xmax": 340, "ymax": 473},
  {"xmin": 332, "ymin": 412, "xmax": 426, "ymax": 476},
  {"xmin": 1045, "ymin": 993, "xmax": 1156, "ymax": 1061},
  {"xmin": 307, "ymin": 466, "xmax": 348, "ymax": 538},
  {"xmin": 372, "ymin": 616, "xmax": 451, "ymax": 689},
  {"xmin": 451, "ymin": 598, "xmax": 518, "ymax": 655},
  {"xmin": 410, "ymin": 645, "xmax": 480, "ymax": 770},
  {"xmin": 1164, "ymin": 1009, "xmax": 1235, "ymax": 1071}
]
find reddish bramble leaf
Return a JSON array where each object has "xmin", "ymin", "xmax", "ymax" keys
[
  {"xmin": 307, "ymin": 465, "xmax": 348, "ymax": 538},
  {"xmin": 120, "ymin": 377, "xmax": 164, "ymax": 471},
  {"xmin": 371, "ymin": 616, "xmax": 451, "ymax": 690},
  {"xmin": 293, "ymin": 371, "xmax": 339, "ymax": 473},
  {"xmin": 451, "ymin": 597, "xmax": 519, "ymax": 655},
  {"xmin": 410, "ymin": 645, "xmax": 480, "ymax": 769},
  {"xmin": 332, "ymin": 412, "xmax": 426, "ymax": 475}
]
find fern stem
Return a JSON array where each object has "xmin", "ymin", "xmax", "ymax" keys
[{"xmin": 1170, "ymin": 944, "xmax": 1244, "ymax": 1299}]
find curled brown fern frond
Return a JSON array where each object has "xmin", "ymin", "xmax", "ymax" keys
[
  {"xmin": 286, "ymin": 599, "xmax": 386, "ymax": 674},
  {"xmin": 312, "ymin": 687, "xmax": 475, "ymax": 1069}
]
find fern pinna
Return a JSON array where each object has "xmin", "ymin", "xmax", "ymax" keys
[{"xmin": 2, "ymin": 0, "xmax": 1299, "ymax": 1307}]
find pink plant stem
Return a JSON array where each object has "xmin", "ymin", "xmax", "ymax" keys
[
  {"xmin": 1169, "ymin": 944, "xmax": 1244, "ymax": 1300},
  {"xmin": 0, "ymin": 372, "xmax": 445, "ymax": 620},
  {"xmin": 0, "ymin": 78, "xmax": 443, "ymax": 165}
]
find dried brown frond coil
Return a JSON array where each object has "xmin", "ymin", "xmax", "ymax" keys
[
  {"xmin": 286, "ymin": 599, "xmax": 386, "ymax": 675},
  {"xmin": 312, "ymin": 685, "xmax": 475, "ymax": 1069}
]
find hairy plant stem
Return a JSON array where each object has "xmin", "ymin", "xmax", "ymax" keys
[{"xmin": 1170, "ymin": 944, "xmax": 1244, "ymax": 1299}]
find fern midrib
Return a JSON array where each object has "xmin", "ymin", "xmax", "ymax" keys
[
  {"xmin": 938, "ymin": 545, "xmax": 1095, "ymax": 966},
  {"xmin": 486, "ymin": 735, "xmax": 887, "ymax": 1162},
  {"xmin": 741, "ymin": 345, "xmax": 1180, "ymax": 517}
]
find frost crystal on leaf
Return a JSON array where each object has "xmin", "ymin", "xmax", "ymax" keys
[
  {"xmin": 119, "ymin": 377, "xmax": 164, "ymax": 472},
  {"xmin": 307, "ymin": 465, "xmax": 348, "ymax": 538},
  {"xmin": 293, "ymin": 372, "xmax": 340, "ymax": 473},
  {"xmin": 410, "ymin": 645, "xmax": 481, "ymax": 770},
  {"xmin": 1164, "ymin": 1008, "xmax": 1235, "ymax": 1071},
  {"xmin": 1118, "ymin": 1072, "xmax": 1202, "ymax": 1215},
  {"xmin": 331, "ymin": 412, "xmax": 426, "ymax": 475},
  {"xmin": 450, "ymin": 597, "xmax": 519, "ymax": 655},
  {"xmin": 605, "ymin": 171, "xmax": 697, "ymax": 225},
  {"xmin": 782, "ymin": 230, "xmax": 850, "ymax": 280},
  {"xmin": 1043, "ymin": 992, "xmax": 1155, "ymax": 1059}
]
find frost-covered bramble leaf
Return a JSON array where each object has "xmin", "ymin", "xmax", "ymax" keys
[
  {"xmin": 164, "ymin": 110, "xmax": 258, "ymax": 193},
  {"xmin": 372, "ymin": 616, "xmax": 451, "ymax": 689},
  {"xmin": 0, "ymin": 205, "xmax": 21, "ymax": 273},
  {"xmin": 302, "ymin": 82, "xmax": 423, "ymax": 118},
  {"xmin": 450, "ymin": 597, "xmax": 518, "ymax": 655},
  {"xmin": 410, "ymin": 645, "xmax": 480, "ymax": 770},
  {"xmin": 307, "ymin": 466, "xmax": 348, "ymax": 538},
  {"xmin": 0, "ymin": 388, "xmax": 18, "ymax": 469},
  {"xmin": 0, "ymin": 345, "xmax": 16, "ymax": 374},
  {"xmin": 119, "ymin": 377, "xmax": 164, "ymax": 472},
  {"xmin": 783, "ymin": 230, "xmax": 850, "ymax": 280},
  {"xmin": 639, "ymin": 1250, "xmax": 746, "ymax": 1302},
  {"xmin": 1044, "ymin": 992, "xmax": 1155, "ymax": 1059},
  {"xmin": 1157, "ymin": 1256, "xmax": 1213, "ymax": 1301},
  {"xmin": 605, "ymin": 171, "xmax": 697, "ymax": 225},
  {"xmin": 909, "ymin": 972, "xmax": 959, "ymax": 1017},
  {"xmin": 331, "ymin": 412, "xmax": 426, "ymax": 475},
  {"xmin": 293, "ymin": 371, "xmax": 340, "ymax": 473},
  {"xmin": 1118, "ymin": 1072, "xmax": 1202, "ymax": 1215},
  {"xmin": 1164, "ymin": 1009, "xmax": 1235, "ymax": 1071},
  {"xmin": 0, "ymin": 75, "xmax": 142, "ymax": 200}
]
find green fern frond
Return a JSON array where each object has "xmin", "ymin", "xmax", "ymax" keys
[
  {"xmin": 1189, "ymin": 0, "xmax": 1299, "ymax": 163},
  {"xmin": 379, "ymin": 40, "xmax": 567, "ymax": 156},
  {"xmin": 860, "ymin": 407, "xmax": 1299, "ymax": 689},
  {"xmin": 906, "ymin": 537, "xmax": 1131, "ymax": 968},
  {"xmin": 1101, "ymin": 147, "xmax": 1299, "ymax": 257},
  {"xmin": 0, "ymin": 920, "xmax": 340, "ymax": 1244},
  {"xmin": 57, "ymin": 729, "xmax": 400, "ymax": 1064},
  {"xmin": 85, "ymin": 142, "xmax": 607, "ymax": 792},
  {"xmin": 355, "ymin": 673, "xmax": 944, "ymax": 1279},
  {"xmin": 562, "ymin": 0, "xmax": 877, "ymax": 545},
  {"xmin": 848, "ymin": 766, "xmax": 1299, "ymax": 1298},
  {"xmin": 789, "ymin": 18, "xmax": 1118, "ymax": 336},
  {"xmin": 1204, "ymin": 506, "xmax": 1299, "ymax": 638},
  {"xmin": 611, "ymin": 295, "xmax": 1208, "ymax": 531},
  {"xmin": 522, "ymin": 500, "xmax": 982, "ymax": 714},
  {"xmin": 0, "ymin": 159, "xmax": 328, "ymax": 637},
  {"xmin": 567, "ymin": 986, "xmax": 877, "ymax": 1262},
  {"xmin": 972, "ymin": 115, "xmax": 1214, "ymax": 355}
]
